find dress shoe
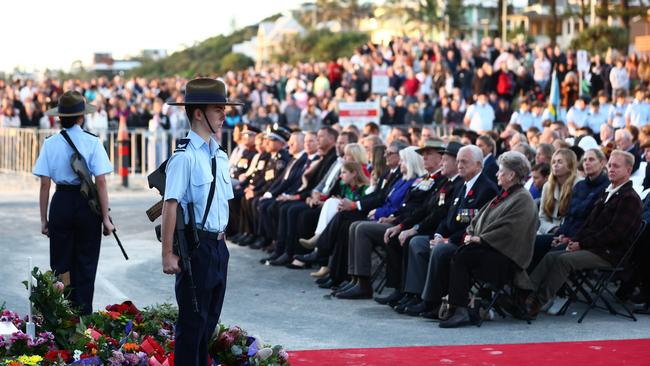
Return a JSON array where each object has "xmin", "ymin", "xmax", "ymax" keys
[
  {"xmin": 294, "ymin": 249, "xmax": 319, "ymax": 264},
  {"xmin": 336, "ymin": 279, "xmax": 373, "ymax": 299},
  {"xmin": 286, "ymin": 259, "xmax": 311, "ymax": 269},
  {"xmin": 394, "ymin": 297, "xmax": 420, "ymax": 314},
  {"xmin": 439, "ymin": 306, "xmax": 472, "ymax": 328},
  {"xmin": 229, "ymin": 233, "xmax": 244, "ymax": 243},
  {"xmin": 299, "ymin": 233, "xmax": 320, "ymax": 250},
  {"xmin": 375, "ymin": 289, "xmax": 403, "ymax": 305},
  {"xmin": 333, "ymin": 279, "xmax": 357, "ymax": 296},
  {"xmin": 315, "ymin": 276, "xmax": 331, "ymax": 285},
  {"xmin": 259, "ymin": 253, "xmax": 279, "ymax": 264},
  {"xmin": 420, "ymin": 309, "xmax": 441, "ymax": 320},
  {"xmin": 524, "ymin": 294, "xmax": 541, "ymax": 319},
  {"xmin": 318, "ymin": 278, "xmax": 340, "ymax": 289},
  {"xmin": 310, "ymin": 266, "xmax": 330, "ymax": 278},
  {"xmin": 263, "ymin": 241, "xmax": 276, "ymax": 253},
  {"xmin": 248, "ymin": 237, "xmax": 268, "ymax": 250},
  {"xmin": 405, "ymin": 300, "xmax": 433, "ymax": 317},
  {"xmin": 269, "ymin": 253, "xmax": 291, "ymax": 266},
  {"xmin": 239, "ymin": 234, "xmax": 256, "ymax": 246}
]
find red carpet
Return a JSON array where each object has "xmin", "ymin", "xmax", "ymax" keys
[{"xmin": 288, "ymin": 339, "xmax": 650, "ymax": 365}]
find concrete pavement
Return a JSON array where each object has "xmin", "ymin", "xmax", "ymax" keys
[{"xmin": 1, "ymin": 178, "xmax": 649, "ymax": 350}]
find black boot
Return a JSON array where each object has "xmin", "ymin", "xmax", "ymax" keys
[{"xmin": 405, "ymin": 300, "xmax": 433, "ymax": 317}]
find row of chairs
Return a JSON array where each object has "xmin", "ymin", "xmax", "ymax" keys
[{"xmin": 369, "ymin": 221, "xmax": 647, "ymax": 326}]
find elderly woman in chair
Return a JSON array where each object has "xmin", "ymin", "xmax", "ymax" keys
[{"xmin": 439, "ymin": 151, "xmax": 539, "ymax": 328}]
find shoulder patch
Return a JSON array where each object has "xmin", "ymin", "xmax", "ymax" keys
[
  {"xmin": 83, "ymin": 130, "xmax": 98, "ymax": 137},
  {"xmin": 174, "ymin": 138, "xmax": 191, "ymax": 153}
]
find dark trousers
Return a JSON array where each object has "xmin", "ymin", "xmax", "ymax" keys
[
  {"xmin": 257, "ymin": 198, "xmax": 277, "ymax": 240},
  {"xmin": 448, "ymin": 244, "xmax": 515, "ymax": 307},
  {"xmin": 274, "ymin": 200, "xmax": 308, "ymax": 256},
  {"xmin": 238, "ymin": 196, "xmax": 254, "ymax": 234},
  {"xmin": 318, "ymin": 210, "xmax": 368, "ymax": 282},
  {"xmin": 286, "ymin": 205, "xmax": 320, "ymax": 257},
  {"xmin": 175, "ymin": 237, "xmax": 229, "ymax": 366},
  {"xmin": 48, "ymin": 190, "xmax": 101, "ymax": 315},
  {"xmin": 385, "ymin": 236, "xmax": 408, "ymax": 289}
]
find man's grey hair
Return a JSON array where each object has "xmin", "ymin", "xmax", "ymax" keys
[
  {"xmin": 390, "ymin": 140, "xmax": 409, "ymax": 152},
  {"xmin": 498, "ymin": 151, "xmax": 532, "ymax": 183},
  {"xmin": 459, "ymin": 145, "xmax": 484, "ymax": 166}
]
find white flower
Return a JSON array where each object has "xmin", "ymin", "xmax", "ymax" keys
[
  {"xmin": 73, "ymin": 350, "xmax": 83, "ymax": 361},
  {"xmin": 255, "ymin": 347, "xmax": 273, "ymax": 361}
]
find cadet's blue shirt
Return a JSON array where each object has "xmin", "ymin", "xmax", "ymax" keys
[
  {"xmin": 164, "ymin": 130, "xmax": 234, "ymax": 233},
  {"xmin": 32, "ymin": 125, "xmax": 113, "ymax": 184}
]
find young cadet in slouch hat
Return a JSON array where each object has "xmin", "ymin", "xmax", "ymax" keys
[
  {"xmin": 32, "ymin": 91, "xmax": 114, "ymax": 315},
  {"xmin": 162, "ymin": 78, "xmax": 239, "ymax": 366}
]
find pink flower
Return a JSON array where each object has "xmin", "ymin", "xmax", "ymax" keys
[{"xmin": 54, "ymin": 281, "xmax": 65, "ymax": 292}]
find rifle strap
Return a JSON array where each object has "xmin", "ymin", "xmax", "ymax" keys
[
  {"xmin": 200, "ymin": 157, "xmax": 217, "ymax": 230},
  {"xmin": 61, "ymin": 130, "xmax": 82, "ymax": 156}
]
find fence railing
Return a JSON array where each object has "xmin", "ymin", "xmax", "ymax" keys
[
  {"xmin": 0, "ymin": 128, "xmax": 234, "ymax": 177},
  {"xmin": 0, "ymin": 124, "xmax": 454, "ymax": 176}
]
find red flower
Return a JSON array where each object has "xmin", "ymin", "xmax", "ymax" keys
[
  {"xmin": 467, "ymin": 189, "xmax": 474, "ymax": 197},
  {"xmin": 45, "ymin": 350, "xmax": 72, "ymax": 363},
  {"xmin": 439, "ymin": 188, "xmax": 447, "ymax": 194}
]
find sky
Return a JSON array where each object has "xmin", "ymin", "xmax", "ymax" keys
[{"xmin": 2, "ymin": 0, "xmax": 304, "ymax": 73}]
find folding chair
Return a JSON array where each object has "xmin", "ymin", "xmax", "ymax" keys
[
  {"xmin": 470, "ymin": 278, "xmax": 532, "ymax": 327},
  {"xmin": 573, "ymin": 221, "xmax": 646, "ymax": 323}
]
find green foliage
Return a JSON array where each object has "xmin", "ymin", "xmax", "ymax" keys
[
  {"xmin": 569, "ymin": 25, "xmax": 629, "ymax": 55},
  {"xmin": 220, "ymin": 53, "xmax": 255, "ymax": 73},
  {"xmin": 23, "ymin": 267, "xmax": 79, "ymax": 350},
  {"xmin": 274, "ymin": 29, "xmax": 369, "ymax": 64}
]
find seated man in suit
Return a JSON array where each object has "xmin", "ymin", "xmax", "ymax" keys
[
  {"xmin": 390, "ymin": 145, "xmax": 498, "ymax": 316},
  {"xmin": 374, "ymin": 142, "xmax": 463, "ymax": 311},
  {"xmin": 526, "ymin": 150, "xmax": 643, "ymax": 316}
]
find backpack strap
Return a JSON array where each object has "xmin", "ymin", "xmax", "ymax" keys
[{"xmin": 61, "ymin": 129, "xmax": 82, "ymax": 156}]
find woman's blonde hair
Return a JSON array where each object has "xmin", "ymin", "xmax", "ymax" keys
[
  {"xmin": 399, "ymin": 146, "xmax": 427, "ymax": 180},
  {"xmin": 344, "ymin": 143, "xmax": 368, "ymax": 165},
  {"xmin": 542, "ymin": 148, "xmax": 578, "ymax": 218},
  {"xmin": 342, "ymin": 161, "xmax": 369, "ymax": 187}
]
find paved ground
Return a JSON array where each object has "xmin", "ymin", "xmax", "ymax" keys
[{"xmin": 1, "ymin": 174, "xmax": 649, "ymax": 351}]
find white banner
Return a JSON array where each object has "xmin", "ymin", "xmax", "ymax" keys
[
  {"xmin": 371, "ymin": 69, "xmax": 389, "ymax": 94},
  {"xmin": 338, "ymin": 101, "xmax": 381, "ymax": 129}
]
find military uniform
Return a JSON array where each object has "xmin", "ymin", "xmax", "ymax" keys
[
  {"xmin": 32, "ymin": 93, "xmax": 113, "ymax": 315},
  {"xmin": 164, "ymin": 78, "xmax": 240, "ymax": 366}
]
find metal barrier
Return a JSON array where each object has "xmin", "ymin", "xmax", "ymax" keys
[
  {"xmin": 0, "ymin": 128, "xmax": 234, "ymax": 177},
  {"xmin": 0, "ymin": 124, "xmax": 453, "ymax": 176}
]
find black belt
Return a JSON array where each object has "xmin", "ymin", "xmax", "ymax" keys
[
  {"xmin": 196, "ymin": 229, "xmax": 225, "ymax": 241},
  {"xmin": 56, "ymin": 184, "xmax": 81, "ymax": 191}
]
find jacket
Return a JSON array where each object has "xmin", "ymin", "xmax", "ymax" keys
[
  {"xmin": 557, "ymin": 173, "xmax": 609, "ymax": 238},
  {"xmin": 576, "ymin": 181, "xmax": 643, "ymax": 265}
]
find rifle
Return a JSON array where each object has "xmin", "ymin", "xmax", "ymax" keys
[
  {"xmin": 61, "ymin": 130, "xmax": 128, "ymax": 260},
  {"xmin": 148, "ymin": 160, "xmax": 200, "ymax": 313}
]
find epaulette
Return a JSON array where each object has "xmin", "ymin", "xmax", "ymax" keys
[
  {"xmin": 219, "ymin": 145, "xmax": 228, "ymax": 154},
  {"xmin": 83, "ymin": 130, "xmax": 98, "ymax": 137},
  {"xmin": 45, "ymin": 135, "xmax": 53, "ymax": 139},
  {"xmin": 174, "ymin": 138, "xmax": 191, "ymax": 153}
]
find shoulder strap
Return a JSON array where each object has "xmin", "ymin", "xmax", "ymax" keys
[
  {"xmin": 61, "ymin": 130, "xmax": 82, "ymax": 156},
  {"xmin": 200, "ymin": 157, "xmax": 217, "ymax": 230}
]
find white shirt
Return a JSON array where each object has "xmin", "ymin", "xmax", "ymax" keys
[
  {"xmin": 605, "ymin": 181, "xmax": 627, "ymax": 203},
  {"xmin": 463, "ymin": 172, "xmax": 481, "ymax": 198},
  {"xmin": 465, "ymin": 103, "xmax": 495, "ymax": 132}
]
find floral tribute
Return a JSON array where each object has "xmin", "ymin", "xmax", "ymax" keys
[{"xmin": 0, "ymin": 268, "xmax": 289, "ymax": 366}]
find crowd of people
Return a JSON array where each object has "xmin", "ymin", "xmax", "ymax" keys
[
  {"xmin": 3, "ymin": 34, "xmax": 650, "ymax": 327},
  {"xmin": 226, "ymin": 116, "xmax": 649, "ymax": 327}
]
